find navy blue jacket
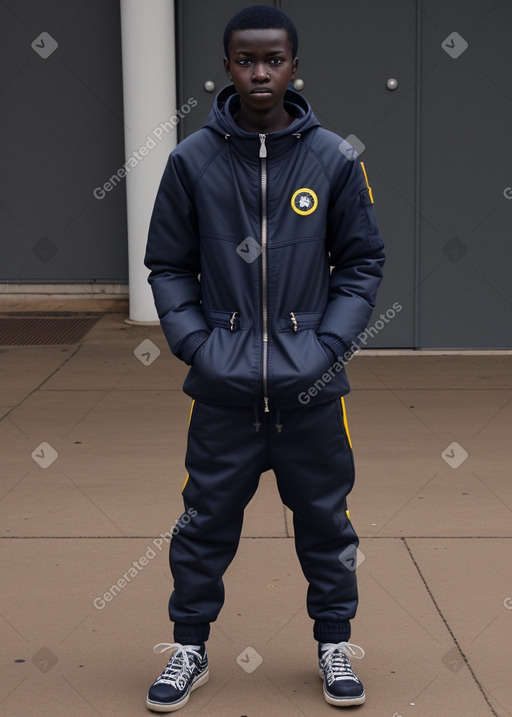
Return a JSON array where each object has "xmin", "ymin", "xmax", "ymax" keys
[{"xmin": 145, "ymin": 86, "xmax": 385, "ymax": 408}]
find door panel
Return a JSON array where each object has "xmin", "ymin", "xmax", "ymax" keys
[
  {"xmin": 419, "ymin": 0, "xmax": 512, "ymax": 347},
  {"xmin": 178, "ymin": 0, "xmax": 416, "ymax": 348},
  {"xmin": 177, "ymin": 0, "xmax": 274, "ymax": 138},
  {"xmin": 0, "ymin": 0, "xmax": 127, "ymax": 282},
  {"xmin": 282, "ymin": 0, "xmax": 417, "ymax": 347}
]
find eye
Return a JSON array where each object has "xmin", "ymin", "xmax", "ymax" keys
[
  {"xmin": 236, "ymin": 59, "xmax": 252, "ymax": 66},
  {"xmin": 269, "ymin": 57, "xmax": 284, "ymax": 65}
]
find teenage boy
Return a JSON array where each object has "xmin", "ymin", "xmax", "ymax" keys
[{"xmin": 144, "ymin": 4, "xmax": 385, "ymax": 712}]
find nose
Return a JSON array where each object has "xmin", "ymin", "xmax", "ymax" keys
[{"xmin": 252, "ymin": 61, "xmax": 269, "ymax": 81}]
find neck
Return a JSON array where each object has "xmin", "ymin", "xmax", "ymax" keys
[{"xmin": 235, "ymin": 104, "xmax": 293, "ymax": 134}]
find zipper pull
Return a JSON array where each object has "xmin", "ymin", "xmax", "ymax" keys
[
  {"xmin": 290, "ymin": 312, "xmax": 298, "ymax": 332},
  {"xmin": 264, "ymin": 397, "xmax": 270, "ymax": 413},
  {"xmin": 229, "ymin": 311, "xmax": 238, "ymax": 331},
  {"xmin": 259, "ymin": 134, "xmax": 267, "ymax": 158}
]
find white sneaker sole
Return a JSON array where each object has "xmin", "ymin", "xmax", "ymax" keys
[
  {"xmin": 318, "ymin": 669, "xmax": 365, "ymax": 707},
  {"xmin": 146, "ymin": 669, "xmax": 209, "ymax": 712}
]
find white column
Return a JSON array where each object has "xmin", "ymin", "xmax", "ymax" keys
[{"xmin": 120, "ymin": 0, "xmax": 176, "ymax": 322}]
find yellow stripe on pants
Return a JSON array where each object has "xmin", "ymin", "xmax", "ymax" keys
[
  {"xmin": 340, "ymin": 397, "xmax": 353, "ymax": 449},
  {"xmin": 182, "ymin": 400, "xmax": 196, "ymax": 492}
]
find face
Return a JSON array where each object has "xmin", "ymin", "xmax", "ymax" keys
[{"xmin": 224, "ymin": 28, "xmax": 298, "ymax": 115}]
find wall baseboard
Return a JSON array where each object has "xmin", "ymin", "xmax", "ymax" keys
[{"xmin": 0, "ymin": 284, "xmax": 129, "ymax": 313}]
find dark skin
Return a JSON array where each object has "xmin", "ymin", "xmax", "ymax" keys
[{"xmin": 224, "ymin": 28, "xmax": 299, "ymax": 134}]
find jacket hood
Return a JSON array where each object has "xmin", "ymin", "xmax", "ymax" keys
[{"xmin": 203, "ymin": 84, "xmax": 321, "ymax": 138}]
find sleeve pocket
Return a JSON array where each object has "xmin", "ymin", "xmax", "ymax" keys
[{"xmin": 359, "ymin": 188, "xmax": 379, "ymax": 235}]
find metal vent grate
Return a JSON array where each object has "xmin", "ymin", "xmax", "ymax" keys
[{"xmin": 0, "ymin": 314, "xmax": 102, "ymax": 346}]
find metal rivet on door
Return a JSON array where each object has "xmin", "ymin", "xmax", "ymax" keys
[
  {"xmin": 386, "ymin": 78, "xmax": 398, "ymax": 90},
  {"xmin": 204, "ymin": 80, "xmax": 215, "ymax": 92},
  {"xmin": 293, "ymin": 78, "xmax": 304, "ymax": 91}
]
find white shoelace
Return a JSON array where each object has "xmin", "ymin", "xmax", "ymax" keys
[
  {"xmin": 152, "ymin": 642, "xmax": 203, "ymax": 690},
  {"xmin": 320, "ymin": 641, "xmax": 365, "ymax": 686}
]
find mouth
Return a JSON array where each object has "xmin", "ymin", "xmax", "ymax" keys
[{"xmin": 250, "ymin": 88, "xmax": 272, "ymax": 94}]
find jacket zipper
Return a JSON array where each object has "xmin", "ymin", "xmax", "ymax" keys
[{"xmin": 259, "ymin": 134, "xmax": 269, "ymax": 412}]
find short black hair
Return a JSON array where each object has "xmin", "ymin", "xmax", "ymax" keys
[{"xmin": 223, "ymin": 4, "xmax": 298, "ymax": 59}]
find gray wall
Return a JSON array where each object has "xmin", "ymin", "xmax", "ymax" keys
[
  {"xmin": 0, "ymin": 0, "xmax": 127, "ymax": 282},
  {"xmin": 2, "ymin": 1, "xmax": 511, "ymax": 349}
]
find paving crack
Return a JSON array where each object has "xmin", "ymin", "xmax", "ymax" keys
[
  {"xmin": 403, "ymin": 538, "xmax": 499, "ymax": 716},
  {"xmin": 0, "ymin": 345, "xmax": 82, "ymax": 424}
]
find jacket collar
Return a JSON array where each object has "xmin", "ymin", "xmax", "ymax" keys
[{"xmin": 203, "ymin": 84, "xmax": 320, "ymax": 160}]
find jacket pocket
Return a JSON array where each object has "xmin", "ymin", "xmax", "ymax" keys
[
  {"xmin": 270, "ymin": 314, "xmax": 344, "ymax": 400},
  {"xmin": 183, "ymin": 312, "xmax": 258, "ymax": 403}
]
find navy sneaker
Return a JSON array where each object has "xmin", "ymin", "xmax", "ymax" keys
[
  {"xmin": 318, "ymin": 641, "xmax": 365, "ymax": 707},
  {"xmin": 146, "ymin": 642, "xmax": 209, "ymax": 712}
]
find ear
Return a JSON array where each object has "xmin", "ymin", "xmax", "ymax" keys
[
  {"xmin": 290, "ymin": 57, "xmax": 299, "ymax": 81},
  {"xmin": 223, "ymin": 57, "xmax": 232, "ymax": 81}
]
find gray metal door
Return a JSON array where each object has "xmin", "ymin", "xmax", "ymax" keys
[
  {"xmin": 281, "ymin": 0, "xmax": 417, "ymax": 348},
  {"xmin": 176, "ymin": 0, "xmax": 512, "ymax": 349},
  {"xmin": 177, "ymin": 0, "xmax": 415, "ymax": 348},
  {"xmin": 176, "ymin": 0, "xmax": 274, "ymax": 136},
  {"xmin": 0, "ymin": 0, "xmax": 128, "ymax": 283},
  {"xmin": 419, "ymin": 0, "xmax": 512, "ymax": 348}
]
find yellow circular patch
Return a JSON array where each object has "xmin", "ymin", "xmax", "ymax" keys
[{"xmin": 291, "ymin": 188, "xmax": 318, "ymax": 216}]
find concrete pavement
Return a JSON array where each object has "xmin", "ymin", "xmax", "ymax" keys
[{"xmin": 1, "ymin": 313, "xmax": 511, "ymax": 716}]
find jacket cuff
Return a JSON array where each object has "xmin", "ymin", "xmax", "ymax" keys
[
  {"xmin": 177, "ymin": 330, "xmax": 210, "ymax": 366},
  {"xmin": 317, "ymin": 333, "xmax": 349, "ymax": 364}
]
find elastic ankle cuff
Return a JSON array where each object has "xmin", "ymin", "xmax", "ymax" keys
[
  {"xmin": 174, "ymin": 622, "xmax": 210, "ymax": 644},
  {"xmin": 314, "ymin": 620, "xmax": 351, "ymax": 644}
]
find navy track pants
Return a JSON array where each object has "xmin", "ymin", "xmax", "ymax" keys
[{"xmin": 169, "ymin": 397, "xmax": 359, "ymax": 645}]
